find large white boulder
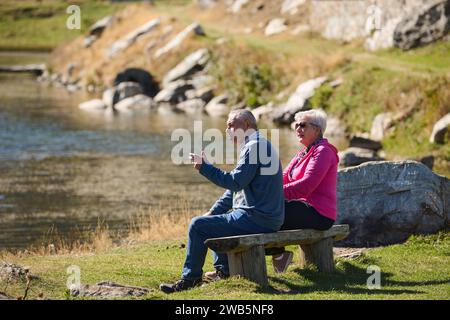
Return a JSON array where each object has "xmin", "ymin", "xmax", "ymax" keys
[{"xmin": 336, "ymin": 161, "xmax": 450, "ymax": 246}]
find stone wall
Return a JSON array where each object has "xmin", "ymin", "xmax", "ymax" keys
[{"xmin": 309, "ymin": 0, "xmax": 439, "ymax": 49}]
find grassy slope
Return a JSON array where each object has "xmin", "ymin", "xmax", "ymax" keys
[
  {"xmin": 1, "ymin": 231, "xmax": 449, "ymax": 300},
  {"xmin": 0, "ymin": 0, "xmax": 129, "ymax": 51}
]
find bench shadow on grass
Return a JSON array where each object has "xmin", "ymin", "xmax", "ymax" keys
[{"xmin": 262, "ymin": 259, "xmax": 450, "ymax": 296}]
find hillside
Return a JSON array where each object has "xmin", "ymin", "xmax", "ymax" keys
[{"xmin": 40, "ymin": 1, "xmax": 450, "ymax": 176}]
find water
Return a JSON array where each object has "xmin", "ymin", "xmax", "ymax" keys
[{"xmin": 0, "ymin": 52, "xmax": 344, "ymax": 250}]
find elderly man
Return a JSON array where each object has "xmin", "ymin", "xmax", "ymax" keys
[{"xmin": 160, "ymin": 109, "xmax": 284, "ymax": 293}]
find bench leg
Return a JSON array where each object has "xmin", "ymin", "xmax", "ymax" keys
[
  {"xmin": 298, "ymin": 237, "xmax": 335, "ymax": 273},
  {"xmin": 227, "ymin": 245, "xmax": 268, "ymax": 287}
]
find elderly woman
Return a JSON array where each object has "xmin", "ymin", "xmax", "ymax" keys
[{"xmin": 271, "ymin": 109, "xmax": 339, "ymax": 273}]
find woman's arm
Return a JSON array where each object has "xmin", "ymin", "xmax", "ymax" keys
[{"xmin": 283, "ymin": 153, "xmax": 301, "ymax": 184}]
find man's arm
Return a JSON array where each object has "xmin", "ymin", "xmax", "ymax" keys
[
  {"xmin": 208, "ymin": 190, "xmax": 233, "ymax": 215},
  {"xmin": 199, "ymin": 145, "xmax": 259, "ymax": 192}
]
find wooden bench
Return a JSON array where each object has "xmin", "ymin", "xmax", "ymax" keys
[{"xmin": 204, "ymin": 224, "xmax": 349, "ymax": 287}]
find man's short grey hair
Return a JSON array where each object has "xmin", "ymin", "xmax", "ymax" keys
[
  {"xmin": 294, "ymin": 109, "xmax": 327, "ymax": 134},
  {"xmin": 229, "ymin": 109, "xmax": 258, "ymax": 129}
]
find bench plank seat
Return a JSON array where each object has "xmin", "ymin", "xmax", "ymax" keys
[{"xmin": 205, "ymin": 224, "xmax": 349, "ymax": 253}]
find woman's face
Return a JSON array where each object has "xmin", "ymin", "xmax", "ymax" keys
[{"xmin": 294, "ymin": 117, "xmax": 321, "ymax": 147}]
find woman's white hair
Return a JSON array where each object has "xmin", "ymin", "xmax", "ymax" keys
[{"xmin": 294, "ymin": 109, "xmax": 327, "ymax": 135}]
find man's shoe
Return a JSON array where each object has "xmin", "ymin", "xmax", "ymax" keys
[
  {"xmin": 203, "ymin": 269, "xmax": 229, "ymax": 282},
  {"xmin": 272, "ymin": 251, "xmax": 293, "ymax": 273},
  {"xmin": 159, "ymin": 278, "xmax": 202, "ymax": 294}
]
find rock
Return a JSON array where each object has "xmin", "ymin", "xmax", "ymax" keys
[
  {"xmin": 265, "ymin": 18, "xmax": 288, "ymax": 36},
  {"xmin": 281, "ymin": 0, "xmax": 306, "ymax": 15},
  {"xmin": 0, "ymin": 292, "xmax": 16, "ymax": 300},
  {"xmin": 84, "ymin": 16, "xmax": 115, "ymax": 48},
  {"xmin": 394, "ymin": 1, "xmax": 450, "ymax": 50},
  {"xmin": 79, "ymin": 99, "xmax": 107, "ymax": 112},
  {"xmin": 114, "ymin": 94, "xmax": 157, "ymax": 113},
  {"xmin": 70, "ymin": 281, "xmax": 149, "ymax": 298},
  {"xmin": 338, "ymin": 147, "xmax": 383, "ymax": 167},
  {"xmin": 0, "ymin": 262, "xmax": 35, "ymax": 282},
  {"xmin": 163, "ymin": 48, "xmax": 210, "ymax": 85},
  {"xmin": 188, "ymin": 75, "xmax": 215, "ymax": 90},
  {"xmin": 89, "ymin": 16, "xmax": 115, "ymax": 37},
  {"xmin": 154, "ymin": 80, "xmax": 194, "ymax": 104},
  {"xmin": 84, "ymin": 35, "xmax": 97, "ymax": 48},
  {"xmin": 102, "ymin": 87, "xmax": 116, "ymax": 109},
  {"xmin": 365, "ymin": 17, "xmax": 403, "ymax": 51},
  {"xmin": 272, "ymin": 76, "xmax": 328, "ymax": 125},
  {"xmin": 231, "ymin": 101, "xmax": 247, "ymax": 111},
  {"xmin": 145, "ymin": 39, "xmax": 158, "ymax": 54},
  {"xmin": 329, "ymin": 78, "xmax": 343, "ymax": 88},
  {"xmin": 333, "ymin": 247, "xmax": 367, "ymax": 259},
  {"xmin": 325, "ymin": 116, "xmax": 347, "ymax": 140},
  {"xmin": 291, "ymin": 24, "xmax": 311, "ymax": 35},
  {"xmin": 250, "ymin": 3, "xmax": 265, "ymax": 14},
  {"xmin": 37, "ymin": 69, "xmax": 50, "ymax": 82},
  {"xmin": 107, "ymin": 18, "xmax": 160, "ymax": 58},
  {"xmin": 195, "ymin": 0, "xmax": 218, "ymax": 9},
  {"xmin": 349, "ymin": 136, "xmax": 383, "ymax": 151},
  {"xmin": 252, "ymin": 102, "xmax": 275, "ymax": 121},
  {"xmin": 66, "ymin": 84, "xmax": 81, "ymax": 93},
  {"xmin": 176, "ymin": 98, "xmax": 206, "ymax": 114},
  {"xmin": 335, "ymin": 161, "xmax": 450, "ymax": 247},
  {"xmin": 113, "ymin": 68, "xmax": 160, "ymax": 98},
  {"xmin": 113, "ymin": 81, "xmax": 143, "ymax": 106},
  {"xmin": 157, "ymin": 103, "xmax": 179, "ymax": 116},
  {"xmin": 0, "ymin": 64, "xmax": 46, "ymax": 76},
  {"xmin": 230, "ymin": 0, "xmax": 250, "ymax": 13},
  {"xmin": 0, "ymin": 262, "xmax": 22, "ymax": 281},
  {"xmin": 216, "ymin": 37, "xmax": 229, "ymax": 45},
  {"xmin": 430, "ymin": 113, "xmax": 450, "ymax": 144},
  {"xmin": 154, "ymin": 23, "xmax": 205, "ymax": 59},
  {"xmin": 205, "ymin": 94, "xmax": 230, "ymax": 117},
  {"xmin": 185, "ymin": 86, "xmax": 215, "ymax": 103},
  {"xmin": 60, "ymin": 63, "xmax": 77, "ymax": 85},
  {"xmin": 418, "ymin": 155, "xmax": 435, "ymax": 170},
  {"xmin": 86, "ymin": 84, "xmax": 96, "ymax": 93},
  {"xmin": 370, "ymin": 112, "xmax": 394, "ymax": 141}
]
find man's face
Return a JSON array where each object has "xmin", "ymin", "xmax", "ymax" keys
[{"xmin": 226, "ymin": 115, "xmax": 248, "ymax": 145}]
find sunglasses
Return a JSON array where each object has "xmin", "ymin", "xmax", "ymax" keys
[{"xmin": 294, "ymin": 122, "xmax": 318, "ymax": 130}]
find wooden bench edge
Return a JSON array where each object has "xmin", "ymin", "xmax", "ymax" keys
[{"xmin": 205, "ymin": 224, "xmax": 350, "ymax": 253}]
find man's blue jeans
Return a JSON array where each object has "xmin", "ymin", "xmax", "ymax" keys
[{"xmin": 181, "ymin": 209, "xmax": 274, "ymax": 281}]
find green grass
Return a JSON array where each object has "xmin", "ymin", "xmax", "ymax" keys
[
  {"xmin": 0, "ymin": 0, "xmax": 127, "ymax": 51},
  {"xmin": 376, "ymin": 41, "xmax": 450, "ymax": 74},
  {"xmin": 1, "ymin": 231, "xmax": 449, "ymax": 300}
]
